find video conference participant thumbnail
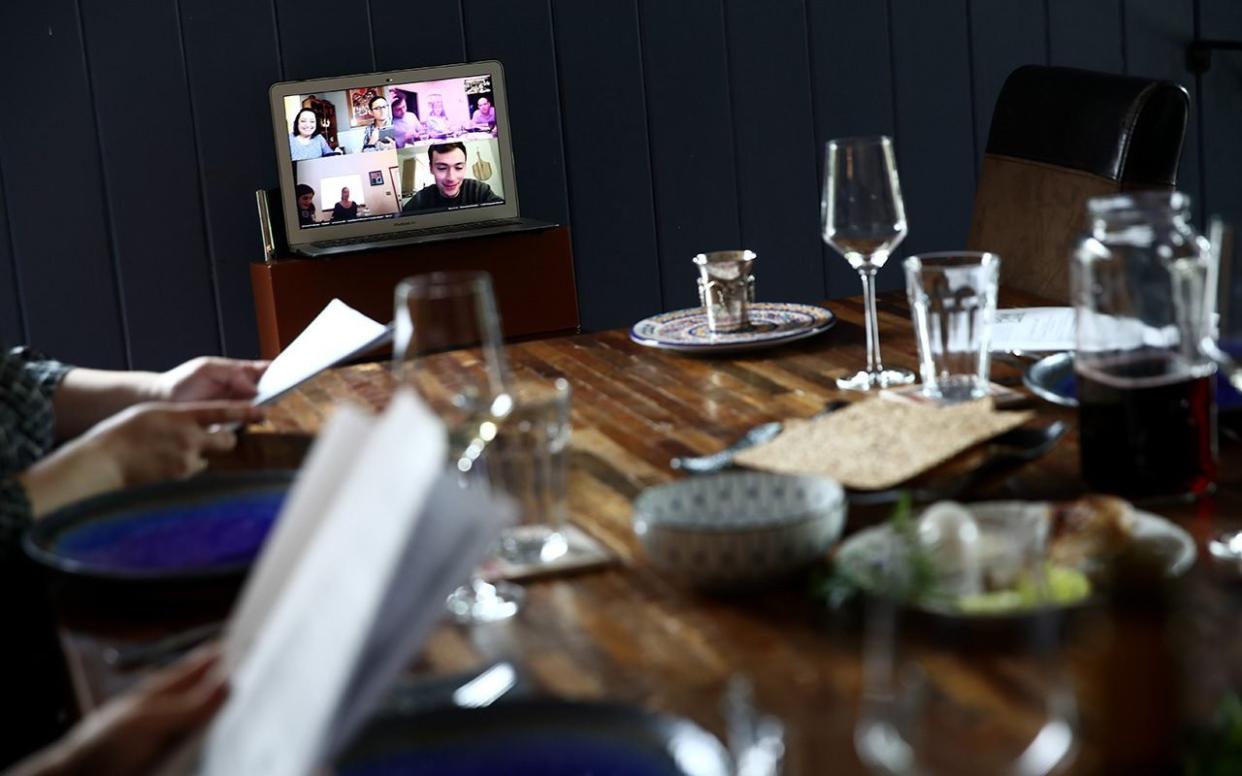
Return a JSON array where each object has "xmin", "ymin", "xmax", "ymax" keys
[
  {"xmin": 294, "ymin": 149, "xmax": 401, "ymax": 226},
  {"xmin": 401, "ymin": 142, "xmax": 501, "ymax": 213}
]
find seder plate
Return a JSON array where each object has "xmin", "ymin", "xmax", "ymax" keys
[
  {"xmin": 834, "ymin": 501, "xmax": 1196, "ymax": 620},
  {"xmin": 629, "ymin": 302, "xmax": 836, "ymax": 354}
]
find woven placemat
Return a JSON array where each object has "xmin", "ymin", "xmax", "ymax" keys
[{"xmin": 733, "ymin": 398, "xmax": 1032, "ymax": 490}]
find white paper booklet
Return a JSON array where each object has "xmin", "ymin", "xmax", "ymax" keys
[
  {"xmin": 990, "ymin": 307, "xmax": 1075, "ymax": 353},
  {"xmin": 199, "ymin": 390, "xmax": 510, "ymax": 776},
  {"xmin": 254, "ymin": 298, "xmax": 394, "ymax": 405}
]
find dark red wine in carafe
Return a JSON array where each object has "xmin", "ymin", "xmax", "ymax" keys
[{"xmin": 1078, "ymin": 353, "xmax": 1215, "ymax": 498}]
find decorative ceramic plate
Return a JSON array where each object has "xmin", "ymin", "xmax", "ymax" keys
[
  {"xmin": 1023, "ymin": 351, "xmax": 1242, "ymax": 410},
  {"xmin": 336, "ymin": 699, "xmax": 731, "ymax": 776},
  {"xmin": 629, "ymin": 302, "xmax": 836, "ymax": 354},
  {"xmin": 24, "ymin": 471, "xmax": 293, "ymax": 583}
]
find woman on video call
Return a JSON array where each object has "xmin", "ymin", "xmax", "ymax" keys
[
  {"xmin": 331, "ymin": 187, "xmax": 359, "ymax": 221},
  {"xmin": 289, "ymin": 108, "xmax": 335, "ymax": 161}
]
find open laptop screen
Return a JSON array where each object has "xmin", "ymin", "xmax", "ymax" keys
[{"xmin": 272, "ymin": 63, "xmax": 516, "ymax": 242}]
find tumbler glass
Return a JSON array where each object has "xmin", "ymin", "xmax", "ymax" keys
[{"xmin": 904, "ymin": 251, "xmax": 1000, "ymax": 402}]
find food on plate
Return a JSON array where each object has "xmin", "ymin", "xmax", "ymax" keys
[
  {"xmin": 911, "ymin": 499, "xmax": 1094, "ymax": 612},
  {"xmin": 916, "ymin": 501, "xmax": 983, "ymax": 597},
  {"xmin": 843, "ymin": 495, "xmax": 1156, "ymax": 614},
  {"xmin": 1047, "ymin": 494, "xmax": 1135, "ymax": 573},
  {"xmin": 956, "ymin": 566, "xmax": 1092, "ymax": 614}
]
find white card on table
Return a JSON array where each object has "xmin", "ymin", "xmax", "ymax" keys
[{"xmin": 989, "ymin": 307, "xmax": 1075, "ymax": 353}]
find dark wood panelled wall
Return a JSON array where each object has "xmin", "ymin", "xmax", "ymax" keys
[{"xmin": 0, "ymin": 1, "xmax": 1239, "ymax": 369}]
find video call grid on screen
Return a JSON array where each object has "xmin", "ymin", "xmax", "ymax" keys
[{"xmin": 285, "ymin": 74, "xmax": 506, "ymax": 230}]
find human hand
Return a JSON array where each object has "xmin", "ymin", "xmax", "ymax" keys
[
  {"xmin": 89, "ymin": 401, "xmax": 264, "ymax": 488},
  {"xmin": 12, "ymin": 647, "xmax": 227, "ymax": 776},
  {"xmin": 21, "ymin": 401, "xmax": 263, "ymax": 519},
  {"xmin": 154, "ymin": 357, "xmax": 269, "ymax": 402}
]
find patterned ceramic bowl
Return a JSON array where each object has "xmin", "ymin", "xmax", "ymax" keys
[{"xmin": 633, "ymin": 471, "xmax": 846, "ymax": 588}]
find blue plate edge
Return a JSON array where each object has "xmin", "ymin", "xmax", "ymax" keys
[
  {"xmin": 23, "ymin": 470, "xmax": 296, "ymax": 584},
  {"xmin": 336, "ymin": 698, "xmax": 731, "ymax": 776}
]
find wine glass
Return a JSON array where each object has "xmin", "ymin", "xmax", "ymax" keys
[
  {"xmin": 1205, "ymin": 218, "xmax": 1240, "ymax": 388},
  {"xmin": 394, "ymin": 271, "xmax": 524, "ymax": 623},
  {"xmin": 822, "ymin": 136, "xmax": 916, "ymax": 390},
  {"xmin": 855, "ymin": 509, "xmax": 1078, "ymax": 775}
]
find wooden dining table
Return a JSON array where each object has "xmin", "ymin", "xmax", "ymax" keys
[{"xmin": 52, "ymin": 289, "xmax": 1242, "ymax": 774}]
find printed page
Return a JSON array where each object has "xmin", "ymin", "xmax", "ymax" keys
[
  {"xmin": 254, "ymin": 298, "xmax": 393, "ymax": 405},
  {"xmin": 328, "ymin": 473, "xmax": 508, "ymax": 754},
  {"xmin": 222, "ymin": 401, "xmax": 374, "ymax": 671},
  {"xmin": 200, "ymin": 390, "xmax": 445, "ymax": 776},
  {"xmin": 990, "ymin": 307, "xmax": 1075, "ymax": 353}
]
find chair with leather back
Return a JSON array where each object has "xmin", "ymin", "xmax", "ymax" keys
[{"xmin": 967, "ymin": 65, "xmax": 1190, "ymax": 302}]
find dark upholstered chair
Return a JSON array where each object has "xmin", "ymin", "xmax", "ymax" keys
[{"xmin": 967, "ymin": 65, "xmax": 1189, "ymax": 302}]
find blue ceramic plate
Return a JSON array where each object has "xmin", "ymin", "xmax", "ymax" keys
[
  {"xmin": 1023, "ymin": 352, "xmax": 1242, "ymax": 411},
  {"xmin": 23, "ymin": 471, "xmax": 293, "ymax": 582},
  {"xmin": 336, "ymin": 699, "xmax": 730, "ymax": 776}
]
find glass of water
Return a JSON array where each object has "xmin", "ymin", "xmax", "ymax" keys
[
  {"xmin": 394, "ymin": 271, "xmax": 525, "ymax": 623},
  {"xmin": 904, "ymin": 251, "xmax": 1001, "ymax": 402},
  {"xmin": 492, "ymin": 376, "xmax": 573, "ymax": 565}
]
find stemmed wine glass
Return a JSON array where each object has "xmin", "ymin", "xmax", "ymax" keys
[
  {"xmin": 394, "ymin": 271, "xmax": 524, "ymax": 623},
  {"xmin": 1205, "ymin": 218, "xmax": 1240, "ymax": 388},
  {"xmin": 822, "ymin": 136, "xmax": 916, "ymax": 390}
]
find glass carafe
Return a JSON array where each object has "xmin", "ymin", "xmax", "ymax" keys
[{"xmin": 1071, "ymin": 191, "xmax": 1216, "ymax": 499}]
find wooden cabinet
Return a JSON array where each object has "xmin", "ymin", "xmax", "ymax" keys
[{"xmin": 249, "ymin": 226, "xmax": 579, "ymax": 359}]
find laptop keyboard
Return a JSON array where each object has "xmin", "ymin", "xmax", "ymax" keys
[{"xmin": 313, "ymin": 219, "xmax": 519, "ymax": 249}]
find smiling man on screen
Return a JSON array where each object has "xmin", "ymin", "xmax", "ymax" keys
[{"xmin": 401, "ymin": 142, "xmax": 501, "ymax": 212}]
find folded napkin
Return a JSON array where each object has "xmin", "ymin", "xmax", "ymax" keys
[{"xmin": 733, "ymin": 398, "xmax": 1032, "ymax": 490}]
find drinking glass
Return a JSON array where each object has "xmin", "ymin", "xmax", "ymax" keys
[
  {"xmin": 492, "ymin": 376, "xmax": 573, "ymax": 565},
  {"xmin": 855, "ymin": 510, "xmax": 1078, "ymax": 775},
  {"xmin": 394, "ymin": 271, "xmax": 524, "ymax": 623},
  {"xmin": 694, "ymin": 250, "xmax": 757, "ymax": 334},
  {"xmin": 904, "ymin": 251, "xmax": 1001, "ymax": 402},
  {"xmin": 1204, "ymin": 218, "xmax": 1240, "ymax": 388},
  {"xmin": 822, "ymin": 136, "xmax": 916, "ymax": 390}
]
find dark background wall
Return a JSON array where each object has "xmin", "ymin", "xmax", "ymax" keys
[{"xmin": 0, "ymin": 0, "xmax": 1238, "ymax": 370}]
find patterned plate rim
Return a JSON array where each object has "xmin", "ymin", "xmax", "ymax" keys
[{"xmin": 628, "ymin": 303, "xmax": 836, "ymax": 353}]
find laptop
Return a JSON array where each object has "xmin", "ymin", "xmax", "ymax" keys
[{"xmin": 270, "ymin": 60, "xmax": 553, "ymax": 258}]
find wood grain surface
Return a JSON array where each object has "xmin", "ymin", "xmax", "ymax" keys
[{"xmin": 55, "ymin": 290, "xmax": 1242, "ymax": 774}]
